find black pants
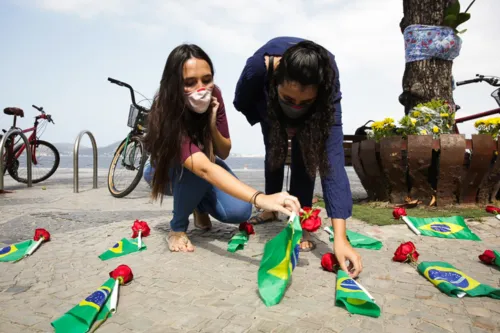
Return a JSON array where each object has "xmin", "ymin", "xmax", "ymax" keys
[{"xmin": 260, "ymin": 122, "xmax": 315, "ymax": 207}]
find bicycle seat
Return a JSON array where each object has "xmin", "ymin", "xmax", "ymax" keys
[{"xmin": 3, "ymin": 107, "xmax": 24, "ymax": 117}]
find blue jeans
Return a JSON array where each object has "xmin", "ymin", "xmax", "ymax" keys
[{"xmin": 143, "ymin": 158, "xmax": 252, "ymax": 232}]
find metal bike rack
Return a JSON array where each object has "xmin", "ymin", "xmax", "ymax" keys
[
  {"xmin": 0, "ymin": 128, "xmax": 33, "ymax": 190},
  {"xmin": 73, "ymin": 130, "xmax": 98, "ymax": 193}
]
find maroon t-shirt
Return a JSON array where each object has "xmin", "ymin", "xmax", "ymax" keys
[{"xmin": 180, "ymin": 85, "xmax": 230, "ymax": 163}]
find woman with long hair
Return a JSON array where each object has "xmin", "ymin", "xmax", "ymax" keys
[
  {"xmin": 144, "ymin": 44, "xmax": 300, "ymax": 252},
  {"xmin": 233, "ymin": 37, "xmax": 362, "ymax": 277}
]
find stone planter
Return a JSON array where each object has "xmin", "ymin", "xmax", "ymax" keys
[{"xmin": 351, "ymin": 134, "xmax": 499, "ymax": 206}]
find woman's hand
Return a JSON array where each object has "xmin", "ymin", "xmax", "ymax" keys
[
  {"xmin": 334, "ymin": 237, "xmax": 363, "ymax": 278},
  {"xmin": 255, "ymin": 191, "xmax": 301, "ymax": 217},
  {"xmin": 210, "ymin": 96, "xmax": 219, "ymax": 127}
]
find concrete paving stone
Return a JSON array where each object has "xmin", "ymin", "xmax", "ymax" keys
[
  {"xmin": 452, "ymin": 321, "xmax": 473, "ymax": 333},
  {"xmin": 0, "ymin": 322, "xmax": 31, "ymax": 333},
  {"xmin": 471, "ymin": 317, "xmax": 497, "ymax": 332},
  {"xmin": 416, "ymin": 321, "xmax": 452, "ymax": 333},
  {"xmin": 466, "ymin": 306, "xmax": 492, "ymax": 318},
  {"xmin": 2, "ymin": 170, "xmax": 500, "ymax": 332},
  {"xmin": 3, "ymin": 311, "xmax": 47, "ymax": 327}
]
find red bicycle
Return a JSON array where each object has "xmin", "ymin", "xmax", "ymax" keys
[{"xmin": 1, "ymin": 105, "xmax": 60, "ymax": 183}]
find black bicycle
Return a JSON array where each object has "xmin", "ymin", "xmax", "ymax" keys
[
  {"xmin": 107, "ymin": 77, "xmax": 150, "ymax": 198},
  {"xmin": 453, "ymin": 74, "xmax": 500, "ymax": 133}
]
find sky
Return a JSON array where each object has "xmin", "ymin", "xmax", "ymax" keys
[{"xmin": 1, "ymin": 0, "xmax": 499, "ymax": 155}]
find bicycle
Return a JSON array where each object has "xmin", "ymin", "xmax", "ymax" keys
[
  {"xmin": 107, "ymin": 77, "xmax": 151, "ymax": 198},
  {"xmin": 1, "ymin": 105, "xmax": 59, "ymax": 183},
  {"xmin": 453, "ymin": 74, "xmax": 500, "ymax": 133}
]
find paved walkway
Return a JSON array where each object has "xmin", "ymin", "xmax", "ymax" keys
[{"xmin": 1, "ymin": 169, "xmax": 500, "ymax": 333}]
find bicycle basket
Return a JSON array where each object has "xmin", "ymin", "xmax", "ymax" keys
[
  {"xmin": 492, "ymin": 88, "xmax": 500, "ymax": 107},
  {"xmin": 127, "ymin": 104, "xmax": 148, "ymax": 130}
]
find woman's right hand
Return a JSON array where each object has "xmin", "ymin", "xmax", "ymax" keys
[{"xmin": 255, "ymin": 191, "xmax": 301, "ymax": 217}]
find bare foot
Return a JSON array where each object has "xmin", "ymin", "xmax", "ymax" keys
[
  {"xmin": 300, "ymin": 230, "xmax": 316, "ymax": 251},
  {"xmin": 193, "ymin": 210, "xmax": 212, "ymax": 230},
  {"xmin": 166, "ymin": 231, "xmax": 195, "ymax": 252}
]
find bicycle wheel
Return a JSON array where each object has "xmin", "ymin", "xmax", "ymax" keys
[
  {"xmin": 9, "ymin": 140, "xmax": 60, "ymax": 184},
  {"xmin": 107, "ymin": 136, "xmax": 147, "ymax": 198}
]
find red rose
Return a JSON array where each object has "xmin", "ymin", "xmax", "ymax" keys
[
  {"xmin": 321, "ymin": 253, "xmax": 340, "ymax": 273},
  {"xmin": 131, "ymin": 220, "xmax": 151, "ymax": 238},
  {"xmin": 109, "ymin": 265, "xmax": 134, "ymax": 285},
  {"xmin": 392, "ymin": 207, "xmax": 407, "ymax": 220},
  {"xmin": 478, "ymin": 250, "xmax": 496, "ymax": 265},
  {"xmin": 300, "ymin": 207, "xmax": 322, "ymax": 232},
  {"xmin": 485, "ymin": 205, "xmax": 500, "ymax": 214},
  {"xmin": 34, "ymin": 228, "xmax": 51, "ymax": 242},
  {"xmin": 393, "ymin": 241, "xmax": 419, "ymax": 263},
  {"xmin": 239, "ymin": 222, "xmax": 255, "ymax": 235},
  {"xmin": 301, "ymin": 216, "xmax": 322, "ymax": 232}
]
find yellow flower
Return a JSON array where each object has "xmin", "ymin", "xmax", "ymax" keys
[
  {"xmin": 474, "ymin": 119, "xmax": 485, "ymax": 127},
  {"xmin": 440, "ymin": 113, "xmax": 449, "ymax": 118},
  {"xmin": 410, "ymin": 118, "xmax": 417, "ymax": 125},
  {"xmin": 412, "ymin": 111, "xmax": 421, "ymax": 117},
  {"xmin": 420, "ymin": 129, "xmax": 427, "ymax": 135},
  {"xmin": 383, "ymin": 118, "xmax": 395, "ymax": 124},
  {"xmin": 433, "ymin": 126, "xmax": 439, "ymax": 133}
]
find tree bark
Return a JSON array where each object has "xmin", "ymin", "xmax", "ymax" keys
[{"xmin": 399, "ymin": 0, "xmax": 454, "ymax": 114}]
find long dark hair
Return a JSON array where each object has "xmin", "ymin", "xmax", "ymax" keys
[
  {"xmin": 144, "ymin": 44, "xmax": 215, "ymax": 202},
  {"xmin": 267, "ymin": 40, "xmax": 337, "ymax": 178}
]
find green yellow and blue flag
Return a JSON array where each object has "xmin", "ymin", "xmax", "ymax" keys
[
  {"xmin": 403, "ymin": 216, "xmax": 480, "ymax": 240},
  {"xmin": 326, "ymin": 227, "xmax": 382, "ymax": 250},
  {"xmin": 335, "ymin": 270, "xmax": 381, "ymax": 318},
  {"xmin": 257, "ymin": 213, "xmax": 302, "ymax": 307},
  {"xmin": 0, "ymin": 240, "xmax": 34, "ymax": 262},
  {"xmin": 227, "ymin": 232, "xmax": 249, "ymax": 253},
  {"xmin": 418, "ymin": 261, "xmax": 500, "ymax": 299},
  {"xmin": 98, "ymin": 238, "xmax": 146, "ymax": 261},
  {"xmin": 51, "ymin": 278, "xmax": 116, "ymax": 333}
]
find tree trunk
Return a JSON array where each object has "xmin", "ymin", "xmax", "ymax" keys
[{"xmin": 399, "ymin": 0, "xmax": 454, "ymax": 114}]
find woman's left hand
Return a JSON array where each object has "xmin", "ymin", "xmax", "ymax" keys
[
  {"xmin": 210, "ymin": 96, "xmax": 219, "ymax": 127},
  {"xmin": 334, "ymin": 238, "xmax": 363, "ymax": 278}
]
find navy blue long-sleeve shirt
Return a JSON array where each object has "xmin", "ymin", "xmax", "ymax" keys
[{"xmin": 233, "ymin": 36, "xmax": 352, "ymax": 220}]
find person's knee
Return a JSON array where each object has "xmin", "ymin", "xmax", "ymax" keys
[{"xmin": 219, "ymin": 201, "xmax": 253, "ymax": 223}]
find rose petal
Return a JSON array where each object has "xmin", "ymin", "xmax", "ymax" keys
[{"xmin": 109, "ymin": 265, "xmax": 134, "ymax": 284}]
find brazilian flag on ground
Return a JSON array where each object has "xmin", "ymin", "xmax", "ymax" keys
[
  {"xmin": 404, "ymin": 216, "xmax": 480, "ymax": 240},
  {"xmin": 258, "ymin": 214, "xmax": 302, "ymax": 307},
  {"xmin": 335, "ymin": 270, "xmax": 380, "ymax": 318},
  {"xmin": 0, "ymin": 240, "xmax": 34, "ymax": 262},
  {"xmin": 418, "ymin": 261, "xmax": 500, "ymax": 299},
  {"xmin": 327, "ymin": 227, "xmax": 382, "ymax": 250},
  {"xmin": 227, "ymin": 232, "xmax": 249, "ymax": 253},
  {"xmin": 51, "ymin": 278, "xmax": 115, "ymax": 332},
  {"xmin": 98, "ymin": 238, "xmax": 146, "ymax": 261}
]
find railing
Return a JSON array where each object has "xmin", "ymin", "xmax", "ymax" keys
[
  {"xmin": 73, "ymin": 130, "xmax": 98, "ymax": 193},
  {"xmin": 0, "ymin": 128, "xmax": 33, "ymax": 190}
]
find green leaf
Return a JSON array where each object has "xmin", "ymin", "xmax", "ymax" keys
[
  {"xmin": 443, "ymin": 14, "xmax": 457, "ymax": 28},
  {"xmin": 457, "ymin": 28, "xmax": 468, "ymax": 34},
  {"xmin": 445, "ymin": 0, "xmax": 461, "ymax": 16},
  {"xmin": 456, "ymin": 12, "xmax": 471, "ymax": 26}
]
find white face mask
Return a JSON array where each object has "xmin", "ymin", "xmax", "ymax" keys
[{"xmin": 185, "ymin": 87, "xmax": 213, "ymax": 114}]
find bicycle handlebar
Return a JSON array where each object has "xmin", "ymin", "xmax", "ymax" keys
[
  {"xmin": 31, "ymin": 105, "xmax": 55, "ymax": 124},
  {"xmin": 32, "ymin": 105, "xmax": 43, "ymax": 112},
  {"xmin": 107, "ymin": 77, "xmax": 148, "ymax": 112},
  {"xmin": 456, "ymin": 74, "xmax": 500, "ymax": 87}
]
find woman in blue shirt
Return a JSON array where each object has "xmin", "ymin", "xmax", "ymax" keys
[{"xmin": 233, "ymin": 37, "xmax": 362, "ymax": 277}]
